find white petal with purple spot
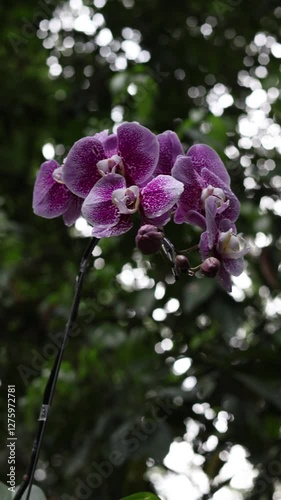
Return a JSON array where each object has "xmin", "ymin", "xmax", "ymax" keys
[{"xmin": 141, "ymin": 175, "xmax": 184, "ymax": 219}]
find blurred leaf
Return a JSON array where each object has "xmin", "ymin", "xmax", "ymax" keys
[
  {"xmin": 0, "ymin": 482, "xmax": 12, "ymax": 500},
  {"xmin": 183, "ymin": 279, "xmax": 216, "ymax": 314},
  {"xmin": 211, "ymin": 299, "xmax": 244, "ymax": 340},
  {"xmin": 235, "ymin": 373, "xmax": 281, "ymax": 411}
]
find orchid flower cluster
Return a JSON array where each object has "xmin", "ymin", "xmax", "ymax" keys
[{"xmin": 33, "ymin": 122, "xmax": 248, "ymax": 292}]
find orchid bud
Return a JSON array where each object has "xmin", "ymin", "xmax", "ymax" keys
[
  {"xmin": 201, "ymin": 257, "xmax": 221, "ymax": 277},
  {"xmin": 175, "ymin": 255, "xmax": 190, "ymax": 273},
  {"xmin": 136, "ymin": 225, "xmax": 164, "ymax": 254}
]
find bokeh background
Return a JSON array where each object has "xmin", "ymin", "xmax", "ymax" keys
[{"xmin": 1, "ymin": 0, "xmax": 281, "ymax": 498}]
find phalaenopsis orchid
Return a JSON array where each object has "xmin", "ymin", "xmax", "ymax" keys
[
  {"xmin": 18, "ymin": 121, "xmax": 249, "ymax": 500},
  {"xmin": 33, "ymin": 121, "xmax": 248, "ymax": 291}
]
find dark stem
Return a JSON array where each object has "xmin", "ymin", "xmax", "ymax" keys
[
  {"xmin": 14, "ymin": 237, "xmax": 99, "ymax": 500},
  {"xmin": 161, "ymin": 236, "xmax": 179, "ymax": 279}
]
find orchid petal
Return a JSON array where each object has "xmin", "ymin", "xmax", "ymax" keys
[
  {"xmin": 143, "ymin": 210, "xmax": 172, "ymax": 227},
  {"xmin": 223, "ymin": 257, "xmax": 245, "ymax": 276},
  {"xmin": 199, "ymin": 232, "xmax": 211, "ymax": 260},
  {"xmin": 117, "ymin": 122, "xmax": 159, "ymax": 185},
  {"xmin": 63, "ymin": 137, "xmax": 105, "ymax": 198},
  {"xmin": 172, "ymin": 155, "xmax": 203, "ymax": 223},
  {"xmin": 63, "ymin": 196, "xmax": 83, "ymax": 227},
  {"xmin": 155, "ymin": 130, "xmax": 184, "ymax": 176},
  {"xmin": 33, "ymin": 160, "xmax": 60, "ymax": 203},
  {"xmin": 217, "ymin": 266, "xmax": 232, "ymax": 292},
  {"xmin": 94, "ymin": 129, "xmax": 118, "ymax": 157},
  {"xmin": 141, "ymin": 175, "xmax": 184, "ymax": 219},
  {"xmin": 171, "ymin": 155, "xmax": 198, "ymax": 184},
  {"xmin": 185, "ymin": 210, "xmax": 206, "ymax": 229},
  {"xmin": 32, "ymin": 160, "xmax": 71, "ymax": 219},
  {"xmin": 187, "ymin": 144, "xmax": 230, "ymax": 186},
  {"xmin": 91, "ymin": 215, "xmax": 133, "ymax": 238},
  {"xmin": 82, "ymin": 174, "xmax": 126, "ymax": 227},
  {"xmin": 219, "ymin": 219, "xmax": 237, "ymax": 233},
  {"xmin": 103, "ymin": 133, "xmax": 118, "ymax": 157},
  {"xmin": 94, "ymin": 130, "xmax": 109, "ymax": 142},
  {"xmin": 205, "ymin": 196, "xmax": 219, "ymax": 248},
  {"xmin": 83, "ymin": 199, "xmax": 119, "ymax": 228}
]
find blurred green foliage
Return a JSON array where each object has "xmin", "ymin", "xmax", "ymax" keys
[{"xmin": 1, "ymin": 0, "xmax": 281, "ymax": 499}]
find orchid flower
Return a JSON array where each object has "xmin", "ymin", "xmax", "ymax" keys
[
  {"xmin": 199, "ymin": 197, "xmax": 249, "ymax": 291},
  {"xmin": 63, "ymin": 122, "xmax": 160, "ymax": 198},
  {"xmin": 32, "ymin": 126, "xmax": 248, "ymax": 291},
  {"xmin": 82, "ymin": 173, "xmax": 184, "ymax": 237},
  {"xmin": 32, "ymin": 122, "xmax": 161, "ymax": 227},
  {"xmin": 32, "ymin": 160, "xmax": 83, "ymax": 226},
  {"xmin": 171, "ymin": 144, "xmax": 240, "ymax": 229}
]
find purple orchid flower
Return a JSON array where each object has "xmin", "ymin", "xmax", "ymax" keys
[
  {"xmin": 81, "ymin": 173, "xmax": 184, "ymax": 238},
  {"xmin": 199, "ymin": 197, "xmax": 249, "ymax": 291},
  {"xmin": 63, "ymin": 122, "xmax": 160, "ymax": 198},
  {"xmin": 171, "ymin": 144, "xmax": 240, "ymax": 229},
  {"xmin": 32, "ymin": 160, "xmax": 83, "ymax": 226},
  {"xmin": 154, "ymin": 130, "xmax": 184, "ymax": 176}
]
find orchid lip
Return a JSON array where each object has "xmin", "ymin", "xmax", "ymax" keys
[
  {"xmin": 201, "ymin": 185, "xmax": 226, "ymax": 208},
  {"xmin": 217, "ymin": 229, "xmax": 248, "ymax": 259},
  {"xmin": 112, "ymin": 185, "xmax": 140, "ymax": 214},
  {"xmin": 97, "ymin": 155, "xmax": 125, "ymax": 177},
  {"xmin": 52, "ymin": 166, "xmax": 65, "ymax": 184},
  {"xmin": 216, "ymin": 200, "xmax": 230, "ymax": 214}
]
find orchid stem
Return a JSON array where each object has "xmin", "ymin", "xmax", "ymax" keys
[
  {"xmin": 161, "ymin": 236, "xmax": 179, "ymax": 279},
  {"xmin": 14, "ymin": 237, "xmax": 99, "ymax": 500},
  {"xmin": 177, "ymin": 244, "xmax": 199, "ymax": 255},
  {"xmin": 189, "ymin": 264, "xmax": 202, "ymax": 275}
]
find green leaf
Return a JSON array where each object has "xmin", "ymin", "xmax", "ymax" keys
[
  {"xmin": 120, "ymin": 494, "xmax": 159, "ymax": 500},
  {"xmin": 12, "ymin": 485, "xmax": 47, "ymax": 500},
  {"xmin": 234, "ymin": 373, "xmax": 281, "ymax": 412},
  {"xmin": 183, "ymin": 279, "xmax": 216, "ymax": 313},
  {"xmin": 0, "ymin": 482, "xmax": 12, "ymax": 500}
]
